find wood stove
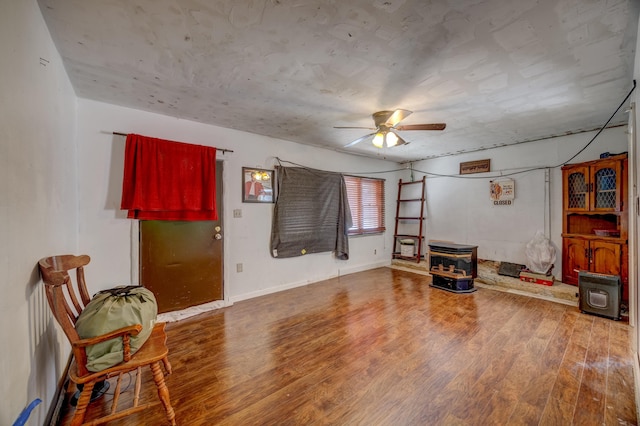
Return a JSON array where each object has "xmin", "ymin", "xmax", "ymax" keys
[{"xmin": 429, "ymin": 242, "xmax": 478, "ymax": 293}]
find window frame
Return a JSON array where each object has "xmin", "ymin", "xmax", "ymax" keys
[{"xmin": 344, "ymin": 175, "xmax": 386, "ymax": 236}]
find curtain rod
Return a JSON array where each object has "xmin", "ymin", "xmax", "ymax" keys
[{"xmin": 112, "ymin": 132, "xmax": 234, "ymax": 154}]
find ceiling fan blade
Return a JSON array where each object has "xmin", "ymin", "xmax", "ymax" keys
[
  {"xmin": 385, "ymin": 109, "xmax": 412, "ymax": 127},
  {"xmin": 334, "ymin": 126, "xmax": 376, "ymax": 130},
  {"xmin": 394, "ymin": 123, "xmax": 446, "ymax": 131},
  {"xmin": 344, "ymin": 132, "xmax": 375, "ymax": 148}
]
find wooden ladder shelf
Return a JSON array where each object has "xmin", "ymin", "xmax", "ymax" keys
[{"xmin": 392, "ymin": 176, "xmax": 426, "ymax": 263}]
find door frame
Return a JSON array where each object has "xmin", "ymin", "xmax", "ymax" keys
[{"xmin": 129, "ymin": 158, "xmax": 231, "ymax": 308}]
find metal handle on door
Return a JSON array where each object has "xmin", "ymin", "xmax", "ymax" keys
[{"xmin": 214, "ymin": 233, "xmax": 222, "ymax": 240}]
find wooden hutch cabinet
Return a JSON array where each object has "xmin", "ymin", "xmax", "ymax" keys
[{"xmin": 561, "ymin": 153, "xmax": 628, "ymax": 300}]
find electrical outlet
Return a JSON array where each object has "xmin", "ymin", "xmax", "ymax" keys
[
  {"xmin": 374, "ymin": 249, "xmax": 377, "ymax": 255},
  {"xmin": 233, "ymin": 209, "xmax": 242, "ymax": 218},
  {"xmin": 236, "ymin": 263, "xmax": 243, "ymax": 273}
]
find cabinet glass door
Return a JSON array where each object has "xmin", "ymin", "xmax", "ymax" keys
[
  {"xmin": 591, "ymin": 161, "xmax": 621, "ymax": 211},
  {"xmin": 566, "ymin": 168, "xmax": 588, "ymax": 210},
  {"xmin": 593, "ymin": 167, "xmax": 617, "ymax": 209}
]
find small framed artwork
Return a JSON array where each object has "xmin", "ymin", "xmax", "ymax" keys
[{"xmin": 242, "ymin": 167, "xmax": 275, "ymax": 203}]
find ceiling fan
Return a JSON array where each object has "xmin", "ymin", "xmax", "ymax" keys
[{"xmin": 335, "ymin": 109, "xmax": 446, "ymax": 148}]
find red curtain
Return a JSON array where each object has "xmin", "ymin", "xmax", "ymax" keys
[{"xmin": 120, "ymin": 134, "xmax": 218, "ymax": 221}]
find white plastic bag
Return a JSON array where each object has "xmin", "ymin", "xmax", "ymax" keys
[{"xmin": 525, "ymin": 231, "xmax": 556, "ymax": 274}]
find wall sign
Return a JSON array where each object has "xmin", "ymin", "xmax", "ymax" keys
[
  {"xmin": 490, "ymin": 179, "xmax": 514, "ymax": 205},
  {"xmin": 460, "ymin": 159, "xmax": 490, "ymax": 175}
]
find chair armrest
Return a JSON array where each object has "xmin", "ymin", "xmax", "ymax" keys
[
  {"xmin": 73, "ymin": 323, "xmax": 143, "ymax": 363},
  {"xmin": 72, "ymin": 324, "xmax": 144, "ymax": 375},
  {"xmin": 73, "ymin": 324, "xmax": 143, "ymax": 348}
]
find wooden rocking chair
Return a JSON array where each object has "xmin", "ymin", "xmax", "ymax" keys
[{"xmin": 38, "ymin": 255, "xmax": 176, "ymax": 426}]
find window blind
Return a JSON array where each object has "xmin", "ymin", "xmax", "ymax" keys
[{"xmin": 344, "ymin": 176, "xmax": 385, "ymax": 235}]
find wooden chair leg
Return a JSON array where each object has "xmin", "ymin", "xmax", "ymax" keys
[
  {"xmin": 162, "ymin": 356, "xmax": 172, "ymax": 375},
  {"xmin": 150, "ymin": 361, "xmax": 176, "ymax": 426},
  {"xmin": 70, "ymin": 381, "xmax": 95, "ymax": 426}
]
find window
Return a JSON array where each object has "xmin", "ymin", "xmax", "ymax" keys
[{"xmin": 344, "ymin": 176, "xmax": 385, "ymax": 235}]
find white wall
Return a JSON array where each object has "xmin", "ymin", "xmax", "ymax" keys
[
  {"xmin": 75, "ymin": 99, "xmax": 402, "ymax": 302},
  {"xmin": 413, "ymin": 126, "xmax": 629, "ymax": 278},
  {"xmin": 75, "ymin": 95, "xmax": 629, "ymax": 296},
  {"xmin": 0, "ymin": 1, "xmax": 78, "ymax": 425}
]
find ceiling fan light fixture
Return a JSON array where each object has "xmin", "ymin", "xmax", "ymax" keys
[
  {"xmin": 386, "ymin": 131, "xmax": 398, "ymax": 147},
  {"xmin": 338, "ymin": 108, "xmax": 445, "ymax": 149},
  {"xmin": 372, "ymin": 132, "xmax": 385, "ymax": 148}
]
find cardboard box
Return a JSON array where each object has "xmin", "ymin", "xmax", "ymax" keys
[{"xmin": 519, "ymin": 271, "xmax": 554, "ymax": 286}]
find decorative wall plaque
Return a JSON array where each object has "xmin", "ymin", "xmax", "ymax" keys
[{"xmin": 460, "ymin": 159, "xmax": 490, "ymax": 175}]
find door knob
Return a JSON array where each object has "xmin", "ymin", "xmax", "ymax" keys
[{"xmin": 214, "ymin": 233, "xmax": 222, "ymax": 240}]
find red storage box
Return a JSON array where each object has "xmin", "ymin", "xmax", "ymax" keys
[{"xmin": 520, "ymin": 271, "xmax": 554, "ymax": 286}]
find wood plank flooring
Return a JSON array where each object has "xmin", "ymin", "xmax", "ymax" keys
[{"xmin": 58, "ymin": 268, "xmax": 637, "ymax": 425}]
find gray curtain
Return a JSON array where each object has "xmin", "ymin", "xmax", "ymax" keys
[{"xmin": 270, "ymin": 166, "xmax": 352, "ymax": 259}]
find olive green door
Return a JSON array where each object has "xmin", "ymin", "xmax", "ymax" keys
[{"xmin": 140, "ymin": 161, "xmax": 223, "ymax": 313}]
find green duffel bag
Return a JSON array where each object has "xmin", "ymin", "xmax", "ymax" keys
[{"xmin": 75, "ymin": 285, "xmax": 158, "ymax": 372}]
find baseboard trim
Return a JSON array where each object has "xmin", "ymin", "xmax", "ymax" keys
[{"xmin": 229, "ymin": 262, "xmax": 390, "ymax": 303}]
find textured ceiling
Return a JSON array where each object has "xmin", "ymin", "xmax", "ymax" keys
[{"xmin": 39, "ymin": 0, "xmax": 639, "ymax": 163}]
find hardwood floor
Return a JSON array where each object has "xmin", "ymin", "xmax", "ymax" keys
[{"xmin": 58, "ymin": 268, "xmax": 637, "ymax": 425}]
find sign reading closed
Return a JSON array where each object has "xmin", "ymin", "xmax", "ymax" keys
[{"xmin": 490, "ymin": 179, "xmax": 514, "ymax": 205}]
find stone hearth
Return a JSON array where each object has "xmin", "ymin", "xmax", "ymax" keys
[{"xmin": 390, "ymin": 258, "xmax": 579, "ymax": 307}]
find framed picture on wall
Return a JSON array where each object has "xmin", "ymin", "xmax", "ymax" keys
[{"xmin": 242, "ymin": 167, "xmax": 275, "ymax": 203}]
